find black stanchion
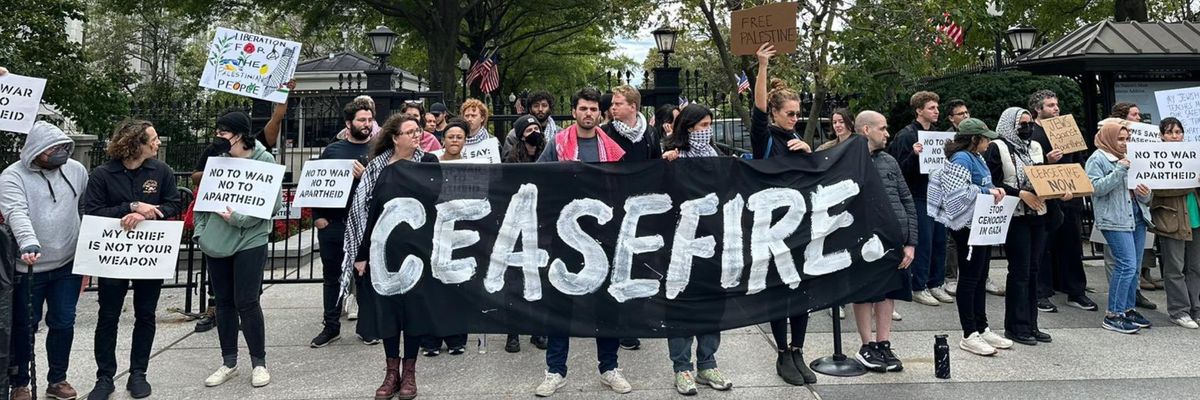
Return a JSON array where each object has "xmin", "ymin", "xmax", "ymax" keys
[
  {"xmin": 26, "ymin": 263, "xmax": 37, "ymax": 399},
  {"xmin": 809, "ymin": 304, "xmax": 867, "ymax": 377}
]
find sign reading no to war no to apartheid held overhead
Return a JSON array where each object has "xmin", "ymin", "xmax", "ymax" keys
[
  {"xmin": 968, "ymin": 194, "xmax": 1019, "ymax": 247},
  {"xmin": 730, "ymin": 2, "xmax": 800, "ymax": 56},
  {"xmin": 293, "ymin": 159, "xmax": 357, "ymax": 208},
  {"xmin": 199, "ymin": 27, "xmax": 302, "ymax": 103},
  {"xmin": 1023, "ymin": 164, "xmax": 1094, "ymax": 199},
  {"xmin": 0, "ymin": 72, "xmax": 47, "ymax": 134},
  {"xmin": 194, "ymin": 157, "xmax": 285, "ymax": 220},
  {"xmin": 1042, "ymin": 114, "xmax": 1089, "ymax": 154},
  {"xmin": 73, "ymin": 216, "xmax": 183, "ymax": 280},
  {"xmin": 918, "ymin": 131, "xmax": 956, "ymax": 174},
  {"xmin": 1155, "ymin": 86, "xmax": 1200, "ymax": 141},
  {"xmin": 1127, "ymin": 142, "xmax": 1200, "ymax": 190}
]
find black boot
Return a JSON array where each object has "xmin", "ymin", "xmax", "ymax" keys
[
  {"xmin": 126, "ymin": 372, "xmax": 152, "ymax": 398},
  {"xmin": 505, "ymin": 334, "xmax": 521, "ymax": 353},
  {"xmin": 87, "ymin": 378, "xmax": 115, "ymax": 400},
  {"xmin": 790, "ymin": 348, "xmax": 818, "ymax": 384},
  {"xmin": 775, "ymin": 350, "xmax": 805, "ymax": 385}
]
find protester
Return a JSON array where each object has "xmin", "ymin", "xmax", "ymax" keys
[
  {"xmin": 1, "ymin": 121, "xmax": 89, "ymax": 400},
  {"xmin": 928, "ymin": 118, "xmax": 1013, "ymax": 356},
  {"xmin": 1149, "ymin": 118, "xmax": 1200, "ymax": 329},
  {"xmin": 534, "ymin": 87, "xmax": 631, "ymax": 397},
  {"xmin": 1111, "ymin": 102, "xmax": 1142, "ymax": 122},
  {"xmin": 750, "ymin": 42, "xmax": 816, "ymax": 387},
  {"xmin": 459, "ymin": 99, "xmax": 498, "ymax": 161},
  {"xmin": 945, "ymin": 99, "xmax": 969, "ymax": 131},
  {"xmin": 888, "ymin": 91, "xmax": 955, "ymax": 307},
  {"xmin": 828, "ymin": 108, "xmax": 855, "ymax": 145},
  {"xmin": 662, "ymin": 104, "xmax": 720, "ymax": 159},
  {"xmin": 194, "ymin": 111, "xmax": 283, "ymax": 388},
  {"xmin": 1110, "ymin": 103, "xmax": 1162, "ymax": 294},
  {"xmin": 848, "ymin": 111, "xmax": 916, "ymax": 373},
  {"xmin": 82, "ymin": 120, "xmax": 182, "ymax": 399},
  {"xmin": 430, "ymin": 102, "xmax": 450, "ymax": 140},
  {"xmin": 423, "ymin": 112, "xmax": 440, "ymax": 140},
  {"xmin": 653, "ymin": 104, "xmax": 679, "ymax": 140},
  {"xmin": 401, "ymin": 102, "xmax": 442, "ymax": 152},
  {"xmin": 310, "ymin": 102, "xmax": 374, "ymax": 349},
  {"xmin": 1086, "ymin": 121, "xmax": 1155, "ymax": 334},
  {"xmin": 436, "ymin": 118, "xmax": 470, "ymax": 163},
  {"xmin": 502, "ymin": 115, "xmax": 546, "ymax": 164},
  {"xmin": 941, "ymin": 99, "xmax": 972, "ymax": 297},
  {"xmin": 503, "ymin": 91, "xmax": 559, "ymax": 158},
  {"xmin": 600, "ymin": 93, "xmax": 614, "ymax": 125}
]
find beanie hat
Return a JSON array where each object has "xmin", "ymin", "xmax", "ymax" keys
[
  {"xmin": 216, "ymin": 111, "xmax": 252, "ymax": 136},
  {"xmin": 513, "ymin": 115, "xmax": 539, "ymax": 138}
]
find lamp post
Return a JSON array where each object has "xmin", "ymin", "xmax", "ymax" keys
[
  {"xmin": 1005, "ymin": 26, "xmax": 1039, "ymax": 55},
  {"xmin": 648, "ymin": 24, "xmax": 682, "ymax": 108},
  {"xmin": 458, "ymin": 54, "xmax": 471, "ymax": 106},
  {"xmin": 651, "ymin": 24, "xmax": 678, "ymax": 68},
  {"xmin": 365, "ymin": 26, "xmax": 398, "ymax": 119}
]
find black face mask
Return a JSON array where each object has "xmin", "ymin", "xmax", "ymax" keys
[
  {"xmin": 212, "ymin": 137, "xmax": 233, "ymax": 154},
  {"xmin": 525, "ymin": 131, "xmax": 545, "ymax": 146},
  {"xmin": 1017, "ymin": 122, "xmax": 1034, "ymax": 140},
  {"xmin": 41, "ymin": 148, "xmax": 70, "ymax": 169}
]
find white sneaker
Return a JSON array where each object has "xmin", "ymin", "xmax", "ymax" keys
[
  {"xmin": 985, "ymin": 279, "xmax": 1006, "ymax": 296},
  {"xmin": 1172, "ymin": 315, "xmax": 1200, "ymax": 329},
  {"xmin": 535, "ymin": 371, "xmax": 566, "ymax": 397},
  {"xmin": 204, "ymin": 365, "xmax": 238, "ymax": 387},
  {"xmin": 252, "ymin": 366, "xmax": 270, "ymax": 387},
  {"xmin": 959, "ymin": 332, "xmax": 997, "ymax": 356},
  {"xmin": 945, "ymin": 281, "xmax": 958, "ymax": 296},
  {"xmin": 912, "ymin": 290, "xmax": 940, "ymax": 306},
  {"xmin": 891, "ymin": 310, "xmax": 902, "ymax": 321},
  {"xmin": 930, "ymin": 287, "xmax": 955, "ymax": 303},
  {"xmin": 980, "ymin": 328, "xmax": 1013, "ymax": 350},
  {"xmin": 599, "ymin": 368, "xmax": 632, "ymax": 394},
  {"xmin": 347, "ymin": 297, "xmax": 358, "ymax": 320}
]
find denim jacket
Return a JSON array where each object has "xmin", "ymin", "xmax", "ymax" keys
[{"xmin": 1085, "ymin": 149, "xmax": 1153, "ymax": 232}]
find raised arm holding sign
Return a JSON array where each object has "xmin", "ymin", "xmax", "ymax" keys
[
  {"xmin": 199, "ymin": 27, "xmax": 303, "ymax": 103},
  {"xmin": 730, "ymin": 2, "xmax": 799, "ymax": 56}
]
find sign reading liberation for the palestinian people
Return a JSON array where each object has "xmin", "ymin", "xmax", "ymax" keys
[
  {"xmin": 968, "ymin": 195, "xmax": 1019, "ymax": 246},
  {"xmin": 730, "ymin": 2, "xmax": 800, "ymax": 56},
  {"xmin": 431, "ymin": 137, "xmax": 501, "ymax": 163},
  {"xmin": 1127, "ymin": 142, "xmax": 1200, "ymax": 189},
  {"xmin": 1155, "ymin": 86, "xmax": 1200, "ymax": 141},
  {"xmin": 1024, "ymin": 164, "xmax": 1094, "ymax": 199},
  {"xmin": 918, "ymin": 131, "xmax": 956, "ymax": 174},
  {"xmin": 293, "ymin": 159, "xmax": 357, "ymax": 208},
  {"xmin": 0, "ymin": 72, "xmax": 47, "ymax": 134},
  {"xmin": 194, "ymin": 157, "xmax": 285, "ymax": 219},
  {"xmin": 1042, "ymin": 114, "xmax": 1088, "ymax": 154},
  {"xmin": 199, "ymin": 27, "xmax": 302, "ymax": 103},
  {"xmin": 73, "ymin": 216, "xmax": 183, "ymax": 280},
  {"xmin": 1125, "ymin": 121, "xmax": 1162, "ymax": 143}
]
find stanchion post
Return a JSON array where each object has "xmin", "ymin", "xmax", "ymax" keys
[{"xmin": 809, "ymin": 304, "xmax": 868, "ymax": 377}]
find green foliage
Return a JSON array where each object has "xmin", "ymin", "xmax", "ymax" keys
[{"xmin": 880, "ymin": 71, "xmax": 1082, "ymax": 132}]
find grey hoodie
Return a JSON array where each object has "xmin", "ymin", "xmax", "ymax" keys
[{"xmin": 0, "ymin": 121, "xmax": 89, "ymax": 273}]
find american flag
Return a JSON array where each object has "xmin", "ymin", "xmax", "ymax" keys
[
  {"xmin": 935, "ymin": 12, "xmax": 965, "ymax": 47},
  {"xmin": 466, "ymin": 50, "xmax": 500, "ymax": 94},
  {"xmin": 736, "ymin": 71, "xmax": 750, "ymax": 94}
]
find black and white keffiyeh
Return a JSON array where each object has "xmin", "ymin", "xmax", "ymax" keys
[
  {"xmin": 543, "ymin": 116, "xmax": 560, "ymax": 138},
  {"xmin": 337, "ymin": 147, "xmax": 423, "ymax": 301},
  {"xmin": 996, "ymin": 107, "xmax": 1035, "ymax": 190},
  {"xmin": 466, "ymin": 127, "xmax": 491, "ymax": 146},
  {"xmin": 680, "ymin": 128, "xmax": 719, "ymax": 158},
  {"xmin": 610, "ymin": 113, "xmax": 647, "ymax": 143}
]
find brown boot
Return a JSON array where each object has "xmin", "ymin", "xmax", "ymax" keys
[
  {"xmin": 397, "ymin": 358, "xmax": 417, "ymax": 400},
  {"xmin": 375, "ymin": 358, "xmax": 402, "ymax": 400}
]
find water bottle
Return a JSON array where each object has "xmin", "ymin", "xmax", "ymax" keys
[{"xmin": 934, "ymin": 334, "xmax": 951, "ymax": 379}]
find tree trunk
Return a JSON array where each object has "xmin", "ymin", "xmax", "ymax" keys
[
  {"xmin": 803, "ymin": 0, "xmax": 839, "ymax": 143},
  {"xmin": 697, "ymin": 0, "xmax": 751, "ymax": 140}
]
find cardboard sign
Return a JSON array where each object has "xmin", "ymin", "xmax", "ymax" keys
[
  {"xmin": 73, "ymin": 216, "xmax": 183, "ymax": 279},
  {"xmin": 293, "ymin": 159, "xmax": 357, "ymax": 208},
  {"xmin": 730, "ymin": 2, "xmax": 800, "ymax": 56},
  {"xmin": 1155, "ymin": 86, "xmax": 1200, "ymax": 141},
  {"xmin": 0, "ymin": 73, "xmax": 47, "ymax": 134},
  {"xmin": 918, "ymin": 131, "xmax": 956, "ymax": 174},
  {"xmin": 199, "ymin": 27, "xmax": 302, "ymax": 103},
  {"xmin": 1042, "ymin": 114, "xmax": 1088, "ymax": 154},
  {"xmin": 194, "ymin": 157, "xmax": 285, "ymax": 219},
  {"xmin": 968, "ymin": 195, "xmax": 1019, "ymax": 246},
  {"xmin": 1089, "ymin": 225, "xmax": 1155, "ymax": 249},
  {"xmin": 1125, "ymin": 121, "xmax": 1162, "ymax": 143},
  {"xmin": 1127, "ymin": 142, "xmax": 1200, "ymax": 189},
  {"xmin": 1023, "ymin": 164, "xmax": 1094, "ymax": 199},
  {"xmin": 431, "ymin": 137, "xmax": 501, "ymax": 163}
]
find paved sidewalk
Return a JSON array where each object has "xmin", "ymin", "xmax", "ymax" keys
[{"xmin": 27, "ymin": 259, "xmax": 1200, "ymax": 399}]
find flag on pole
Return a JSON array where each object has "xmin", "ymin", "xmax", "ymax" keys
[
  {"xmin": 934, "ymin": 12, "xmax": 965, "ymax": 47},
  {"xmin": 679, "ymin": 96, "xmax": 689, "ymax": 107},
  {"xmin": 466, "ymin": 49, "xmax": 500, "ymax": 93},
  {"xmin": 736, "ymin": 71, "xmax": 751, "ymax": 94}
]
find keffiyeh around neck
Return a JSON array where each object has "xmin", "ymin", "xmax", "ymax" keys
[
  {"xmin": 681, "ymin": 128, "xmax": 719, "ymax": 158},
  {"xmin": 466, "ymin": 127, "xmax": 490, "ymax": 146},
  {"xmin": 611, "ymin": 113, "xmax": 647, "ymax": 143}
]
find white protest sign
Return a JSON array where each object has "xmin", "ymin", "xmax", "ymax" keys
[
  {"xmin": 0, "ymin": 73, "xmax": 47, "ymax": 134},
  {"xmin": 1125, "ymin": 121, "xmax": 1162, "ymax": 143},
  {"xmin": 1089, "ymin": 225, "xmax": 1155, "ymax": 249},
  {"xmin": 1127, "ymin": 142, "xmax": 1200, "ymax": 189},
  {"xmin": 194, "ymin": 157, "xmax": 285, "ymax": 219},
  {"xmin": 918, "ymin": 131, "xmax": 955, "ymax": 174},
  {"xmin": 199, "ymin": 27, "xmax": 302, "ymax": 103},
  {"xmin": 293, "ymin": 159, "xmax": 356, "ymax": 208},
  {"xmin": 1155, "ymin": 86, "xmax": 1200, "ymax": 141},
  {"xmin": 968, "ymin": 194, "xmax": 1019, "ymax": 246},
  {"xmin": 73, "ymin": 216, "xmax": 183, "ymax": 280},
  {"xmin": 431, "ymin": 137, "xmax": 501, "ymax": 163}
]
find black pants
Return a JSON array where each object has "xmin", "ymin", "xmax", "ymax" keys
[
  {"xmin": 94, "ymin": 278, "xmax": 162, "ymax": 380},
  {"xmin": 1003, "ymin": 216, "xmax": 1045, "ymax": 336},
  {"xmin": 317, "ymin": 233, "xmax": 344, "ymax": 332},
  {"xmin": 1039, "ymin": 206, "xmax": 1086, "ymax": 298},
  {"xmin": 421, "ymin": 334, "xmax": 468, "ymax": 351},
  {"xmin": 385, "ymin": 335, "xmax": 421, "ymax": 359},
  {"xmin": 769, "ymin": 314, "xmax": 809, "ymax": 350},
  {"xmin": 207, "ymin": 245, "xmax": 268, "ymax": 368},
  {"xmin": 951, "ymin": 228, "xmax": 991, "ymax": 338}
]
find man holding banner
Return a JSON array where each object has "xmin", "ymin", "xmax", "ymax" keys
[{"xmin": 81, "ymin": 120, "xmax": 182, "ymax": 399}]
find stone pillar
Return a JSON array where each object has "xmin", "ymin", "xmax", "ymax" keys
[{"xmin": 69, "ymin": 133, "xmax": 99, "ymax": 169}]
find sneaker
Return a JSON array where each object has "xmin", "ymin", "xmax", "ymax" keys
[
  {"xmin": 11, "ymin": 387, "xmax": 31, "ymax": 400},
  {"xmin": 45, "ymin": 382, "xmax": 77, "ymax": 400},
  {"xmin": 358, "ymin": 334, "xmax": 381, "ymax": 345},
  {"xmin": 423, "ymin": 347, "xmax": 440, "ymax": 357},
  {"xmin": 1126, "ymin": 309, "xmax": 1152, "ymax": 328},
  {"xmin": 88, "ymin": 378, "xmax": 115, "ymax": 400},
  {"xmin": 1135, "ymin": 292, "xmax": 1159, "ymax": 310},
  {"xmin": 126, "ymin": 373, "xmax": 151, "ymax": 398},
  {"xmin": 790, "ymin": 348, "xmax": 818, "ymax": 384},
  {"xmin": 505, "ymin": 334, "xmax": 521, "ymax": 353},
  {"xmin": 1067, "ymin": 295, "xmax": 1099, "ymax": 311},
  {"xmin": 695, "ymin": 368, "xmax": 733, "ymax": 390},
  {"xmin": 448, "ymin": 345, "xmax": 466, "ymax": 355},
  {"xmin": 674, "ymin": 371, "xmax": 698, "ymax": 395},
  {"xmin": 959, "ymin": 332, "xmax": 997, "ymax": 356},
  {"xmin": 531, "ymin": 336, "xmax": 549, "ymax": 350},
  {"xmin": 854, "ymin": 343, "xmax": 887, "ymax": 372},
  {"xmin": 877, "ymin": 341, "xmax": 904, "ymax": 372},
  {"xmin": 985, "ymin": 279, "xmax": 1006, "ymax": 296},
  {"xmin": 619, "ymin": 338, "xmax": 641, "ymax": 350},
  {"xmin": 251, "ymin": 366, "xmax": 270, "ymax": 388},
  {"xmin": 930, "ymin": 287, "xmax": 955, "ymax": 303},
  {"xmin": 891, "ymin": 310, "xmax": 902, "ymax": 321},
  {"xmin": 775, "ymin": 350, "xmax": 805, "ymax": 385},
  {"xmin": 204, "ymin": 366, "xmax": 238, "ymax": 387},
  {"xmin": 534, "ymin": 371, "xmax": 566, "ymax": 397},
  {"xmin": 1037, "ymin": 298, "xmax": 1058, "ymax": 313},
  {"xmin": 980, "ymin": 328, "xmax": 1013, "ymax": 349},
  {"xmin": 599, "ymin": 369, "xmax": 632, "ymax": 394},
  {"xmin": 912, "ymin": 290, "xmax": 940, "ymax": 306},
  {"xmin": 1102, "ymin": 314, "xmax": 1141, "ymax": 334},
  {"xmin": 945, "ymin": 281, "xmax": 958, "ymax": 296},
  {"xmin": 310, "ymin": 328, "xmax": 341, "ymax": 348},
  {"xmin": 1171, "ymin": 315, "xmax": 1200, "ymax": 329}
]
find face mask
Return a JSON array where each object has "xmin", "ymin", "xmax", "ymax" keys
[
  {"xmin": 525, "ymin": 131, "xmax": 545, "ymax": 146},
  {"xmin": 689, "ymin": 128, "xmax": 714, "ymax": 142},
  {"xmin": 42, "ymin": 148, "xmax": 70, "ymax": 169},
  {"xmin": 1017, "ymin": 122, "xmax": 1033, "ymax": 140},
  {"xmin": 212, "ymin": 137, "xmax": 233, "ymax": 154}
]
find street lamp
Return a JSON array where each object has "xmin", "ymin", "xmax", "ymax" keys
[
  {"xmin": 366, "ymin": 26, "xmax": 398, "ymax": 71},
  {"xmin": 652, "ymin": 24, "xmax": 678, "ymax": 68},
  {"xmin": 1006, "ymin": 26, "xmax": 1040, "ymax": 55},
  {"xmin": 458, "ymin": 54, "xmax": 471, "ymax": 104}
]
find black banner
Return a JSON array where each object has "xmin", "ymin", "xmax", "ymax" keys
[{"xmin": 363, "ymin": 135, "xmax": 904, "ymax": 338}]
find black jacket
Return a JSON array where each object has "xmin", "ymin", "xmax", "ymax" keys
[
  {"xmin": 312, "ymin": 139, "xmax": 371, "ymax": 235},
  {"xmin": 887, "ymin": 120, "xmax": 930, "ymax": 200},
  {"xmin": 602, "ymin": 122, "xmax": 662, "ymax": 161},
  {"xmin": 82, "ymin": 159, "xmax": 182, "ymax": 220}
]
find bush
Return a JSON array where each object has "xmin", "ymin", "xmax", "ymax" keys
[{"xmin": 885, "ymin": 71, "xmax": 1083, "ymax": 132}]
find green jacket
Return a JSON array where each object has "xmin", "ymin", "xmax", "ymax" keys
[{"xmin": 193, "ymin": 141, "xmax": 283, "ymax": 258}]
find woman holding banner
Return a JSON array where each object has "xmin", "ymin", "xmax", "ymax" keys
[
  {"xmin": 343, "ymin": 114, "xmax": 437, "ymax": 400},
  {"xmin": 1148, "ymin": 118, "xmax": 1200, "ymax": 329},
  {"xmin": 194, "ymin": 113, "xmax": 283, "ymax": 389},
  {"xmin": 82, "ymin": 119, "xmax": 181, "ymax": 399}
]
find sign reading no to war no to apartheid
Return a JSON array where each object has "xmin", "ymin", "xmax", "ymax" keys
[
  {"xmin": 918, "ymin": 131, "xmax": 956, "ymax": 174},
  {"xmin": 0, "ymin": 72, "xmax": 47, "ymax": 134},
  {"xmin": 730, "ymin": 2, "xmax": 799, "ymax": 56},
  {"xmin": 968, "ymin": 195, "xmax": 1019, "ymax": 246},
  {"xmin": 1042, "ymin": 114, "xmax": 1089, "ymax": 154},
  {"xmin": 73, "ymin": 216, "xmax": 183, "ymax": 280},
  {"xmin": 1155, "ymin": 86, "xmax": 1200, "ymax": 141},
  {"xmin": 1127, "ymin": 142, "xmax": 1200, "ymax": 189},
  {"xmin": 293, "ymin": 159, "xmax": 357, "ymax": 208},
  {"xmin": 1023, "ymin": 164, "xmax": 1094, "ymax": 199},
  {"xmin": 194, "ymin": 157, "xmax": 285, "ymax": 220},
  {"xmin": 199, "ymin": 27, "xmax": 302, "ymax": 103}
]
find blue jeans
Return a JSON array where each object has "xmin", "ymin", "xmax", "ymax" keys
[
  {"xmin": 1102, "ymin": 204, "xmax": 1148, "ymax": 314},
  {"xmin": 668, "ymin": 333, "xmax": 720, "ymax": 373},
  {"xmin": 9, "ymin": 265, "xmax": 83, "ymax": 387},
  {"xmin": 545, "ymin": 336, "xmax": 619, "ymax": 377},
  {"xmin": 913, "ymin": 198, "xmax": 948, "ymax": 290}
]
